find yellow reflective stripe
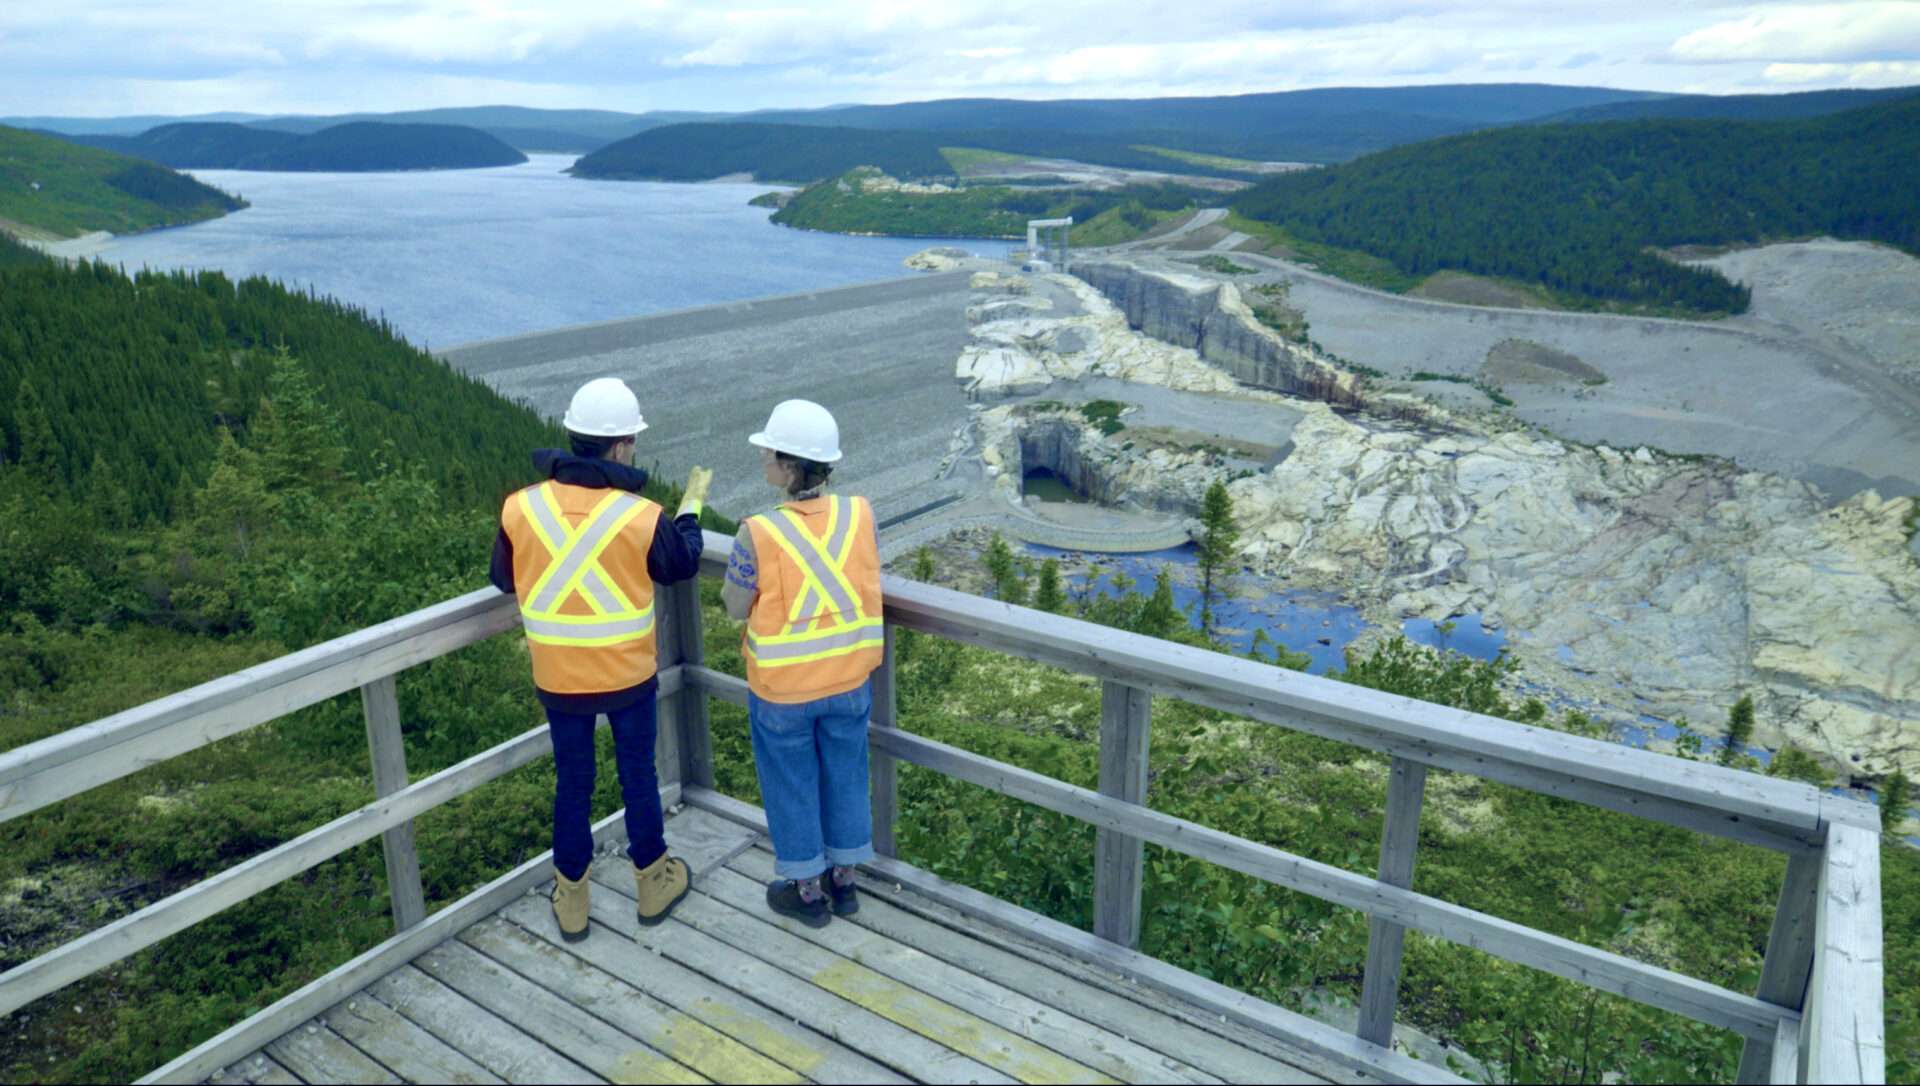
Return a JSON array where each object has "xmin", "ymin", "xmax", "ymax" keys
[
  {"xmin": 758, "ymin": 513, "xmax": 840, "ymax": 624},
  {"xmin": 518, "ymin": 487, "xmax": 564, "ymax": 556},
  {"xmin": 522, "ymin": 488, "xmax": 617, "ymax": 606},
  {"xmin": 525, "ymin": 627, "xmax": 656, "ymax": 648},
  {"xmin": 775, "ymin": 500, "xmax": 865, "ymax": 625},
  {"xmin": 538, "ymin": 492, "xmax": 644, "ymax": 613},
  {"xmin": 750, "ymin": 615, "xmax": 882, "ymax": 647}
]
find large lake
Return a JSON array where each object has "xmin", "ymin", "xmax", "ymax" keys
[{"xmin": 96, "ymin": 154, "xmax": 1008, "ymax": 350}]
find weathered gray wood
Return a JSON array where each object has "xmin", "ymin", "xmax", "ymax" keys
[
  {"xmin": 1737, "ymin": 849, "xmax": 1823, "ymax": 1084},
  {"xmin": 138, "ymin": 802, "xmax": 651, "ymax": 1084},
  {"xmin": 869, "ymin": 725, "xmax": 1793, "ymax": 1041},
  {"xmin": 1770, "ymin": 1015, "xmax": 1800, "ymax": 1085},
  {"xmin": 683, "ymin": 786, "xmax": 1352, "ymax": 1084},
  {"xmin": 687, "ymin": 664, "xmax": 749, "ymax": 706},
  {"xmin": 368, "ymin": 965, "xmax": 602, "ymax": 1085},
  {"xmin": 1094, "ymin": 681, "xmax": 1152, "ymax": 949},
  {"xmin": 417, "ymin": 939, "xmax": 708, "ymax": 1084},
  {"xmin": 1803, "ymin": 822, "xmax": 1885, "ymax": 1084},
  {"xmin": 858, "ymin": 848, "xmax": 1461, "ymax": 1084},
  {"xmin": 877, "ymin": 575, "xmax": 1824, "ymax": 844},
  {"xmin": 1358, "ymin": 758, "xmax": 1428, "ymax": 1047},
  {"xmin": 322, "ymin": 991, "xmax": 502, "ymax": 1084},
  {"xmin": 659, "ymin": 579, "xmax": 715, "ymax": 789},
  {"xmin": 265, "ymin": 1023, "xmax": 401, "ymax": 1085},
  {"xmin": 870, "ymin": 626, "xmax": 900, "ymax": 858},
  {"xmin": 2, "ymin": 720, "xmax": 559, "ymax": 1020},
  {"xmin": 459, "ymin": 918, "xmax": 804, "ymax": 1084},
  {"xmin": 722, "ymin": 848, "xmax": 1218, "ymax": 1084},
  {"xmin": 658, "ymin": 803, "xmax": 764, "ymax": 875},
  {"xmin": 0, "ymin": 590, "xmax": 517, "ymax": 825},
  {"xmin": 583, "ymin": 868, "xmax": 1013, "ymax": 1084},
  {"xmin": 496, "ymin": 893, "xmax": 905, "ymax": 1084},
  {"xmin": 209, "ymin": 1053, "xmax": 303, "ymax": 1085},
  {"xmin": 360, "ymin": 676, "xmax": 426, "ymax": 933}
]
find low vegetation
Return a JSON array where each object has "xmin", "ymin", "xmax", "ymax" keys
[
  {"xmin": 772, "ymin": 169, "xmax": 1212, "ymax": 241},
  {"xmin": 0, "ymin": 125, "xmax": 243, "ymax": 238},
  {"xmin": 1193, "ymin": 254, "xmax": 1256, "ymax": 275}
]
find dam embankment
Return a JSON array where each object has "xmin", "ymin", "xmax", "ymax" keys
[{"xmin": 439, "ymin": 272, "xmax": 975, "ymax": 516}]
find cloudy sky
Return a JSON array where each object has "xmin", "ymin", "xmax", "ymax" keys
[{"xmin": 3, "ymin": 1, "xmax": 1918, "ymax": 118}]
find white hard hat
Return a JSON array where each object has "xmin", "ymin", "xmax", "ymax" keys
[
  {"xmin": 749, "ymin": 399, "xmax": 842, "ymax": 463},
  {"xmin": 563, "ymin": 377, "xmax": 646, "ymax": 437}
]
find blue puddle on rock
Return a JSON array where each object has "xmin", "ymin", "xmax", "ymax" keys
[
  {"xmin": 1023, "ymin": 542, "xmax": 1367, "ymax": 674},
  {"xmin": 1401, "ymin": 613, "xmax": 1507, "ymax": 661}
]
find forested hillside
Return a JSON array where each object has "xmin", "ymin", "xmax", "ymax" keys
[
  {"xmin": 67, "ymin": 121, "xmax": 527, "ymax": 171},
  {"xmin": 0, "ymin": 126, "xmax": 243, "ymax": 238},
  {"xmin": 572, "ymin": 122, "xmax": 956, "ymax": 181},
  {"xmin": 1536, "ymin": 84, "xmax": 1920, "ymax": 124},
  {"xmin": 1232, "ymin": 96, "xmax": 1920, "ymax": 315}
]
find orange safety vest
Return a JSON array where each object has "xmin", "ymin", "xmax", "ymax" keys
[
  {"xmin": 743, "ymin": 494, "xmax": 884, "ymax": 703},
  {"xmin": 500, "ymin": 480, "xmax": 661, "ymax": 695}
]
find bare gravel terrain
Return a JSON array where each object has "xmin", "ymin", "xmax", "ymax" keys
[
  {"xmin": 1210, "ymin": 242, "xmax": 1920, "ymax": 501},
  {"xmin": 440, "ymin": 272, "xmax": 975, "ymax": 517}
]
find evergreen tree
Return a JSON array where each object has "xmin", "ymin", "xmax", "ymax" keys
[
  {"xmin": 1767, "ymin": 744, "xmax": 1834, "ymax": 788},
  {"xmin": 1035, "ymin": 559, "xmax": 1064, "ymax": 613},
  {"xmin": 1883, "ymin": 770, "xmax": 1913, "ymax": 834},
  {"xmin": 13, "ymin": 378, "xmax": 59, "ymax": 481},
  {"xmin": 912, "ymin": 545, "xmax": 935, "ymax": 582},
  {"xmin": 1249, "ymin": 627, "xmax": 1273, "ymax": 662},
  {"xmin": 1138, "ymin": 566, "xmax": 1179, "ymax": 639},
  {"xmin": 86, "ymin": 451, "xmax": 132, "ymax": 530},
  {"xmin": 1196, "ymin": 480, "xmax": 1239, "ymax": 636},
  {"xmin": 982, "ymin": 533, "xmax": 1014, "ymax": 599},
  {"xmin": 1722, "ymin": 693, "xmax": 1756, "ymax": 766}
]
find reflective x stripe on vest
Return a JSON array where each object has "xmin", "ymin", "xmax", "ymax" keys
[
  {"xmin": 516, "ymin": 483, "xmax": 655, "ymax": 646},
  {"xmin": 747, "ymin": 495, "xmax": 883, "ymax": 666}
]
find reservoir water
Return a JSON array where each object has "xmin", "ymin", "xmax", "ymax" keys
[{"xmin": 94, "ymin": 154, "xmax": 1009, "ymax": 350}]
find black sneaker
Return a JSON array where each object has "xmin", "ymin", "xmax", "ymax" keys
[
  {"xmin": 766, "ymin": 878, "xmax": 831, "ymax": 928},
  {"xmin": 828, "ymin": 870, "xmax": 859, "ymax": 917}
]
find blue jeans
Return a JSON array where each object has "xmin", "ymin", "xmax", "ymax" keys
[
  {"xmin": 749, "ymin": 680, "xmax": 876, "ymax": 881},
  {"xmin": 548, "ymin": 699, "xmax": 666, "ymax": 882}
]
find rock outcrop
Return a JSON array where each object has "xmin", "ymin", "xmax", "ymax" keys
[
  {"xmin": 979, "ymin": 405, "xmax": 1227, "ymax": 517},
  {"xmin": 1073, "ymin": 261, "xmax": 1363, "ymax": 407}
]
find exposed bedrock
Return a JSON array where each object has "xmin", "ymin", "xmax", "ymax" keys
[
  {"xmin": 984, "ymin": 407, "xmax": 1216, "ymax": 518},
  {"xmin": 1073, "ymin": 260, "xmax": 1363, "ymax": 408}
]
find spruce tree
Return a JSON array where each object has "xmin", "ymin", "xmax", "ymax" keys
[
  {"xmin": 1883, "ymin": 769, "xmax": 1912, "ymax": 834},
  {"xmin": 1138, "ymin": 566, "xmax": 1179, "ymax": 639},
  {"xmin": 1196, "ymin": 479, "xmax": 1239, "ymax": 636},
  {"xmin": 1035, "ymin": 559, "xmax": 1064, "ymax": 613},
  {"xmin": 982, "ymin": 533, "xmax": 1014, "ymax": 599},
  {"xmin": 912, "ymin": 545, "xmax": 935, "ymax": 582},
  {"xmin": 1722, "ymin": 693, "xmax": 1755, "ymax": 766},
  {"xmin": 13, "ymin": 378, "xmax": 60, "ymax": 482}
]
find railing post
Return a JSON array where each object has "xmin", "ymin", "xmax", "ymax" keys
[
  {"xmin": 359, "ymin": 675, "xmax": 425, "ymax": 932},
  {"xmin": 1801, "ymin": 814, "xmax": 1885, "ymax": 1085},
  {"xmin": 1736, "ymin": 849, "xmax": 1822, "ymax": 1083},
  {"xmin": 1094, "ymin": 681, "xmax": 1151, "ymax": 948},
  {"xmin": 1357, "ymin": 757, "xmax": 1427, "ymax": 1047},
  {"xmin": 661, "ymin": 578, "xmax": 714, "ymax": 789},
  {"xmin": 870, "ymin": 626, "xmax": 900, "ymax": 857}
]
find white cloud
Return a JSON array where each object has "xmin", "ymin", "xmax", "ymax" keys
[
  {"xmin": 1763, "ymin": 59, "xmax": 1920, "ymax": 84},
  {"xmin": 1669, "ymin": 2, "xmax": 1920, "ymax": 63}
]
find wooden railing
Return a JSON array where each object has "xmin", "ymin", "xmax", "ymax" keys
[{"xmin": 0, "ymin": 529, "xmax": 1884, "ymax": 1085}]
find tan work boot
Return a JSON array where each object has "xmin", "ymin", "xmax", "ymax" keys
[
  {"xmin": 633, "ymin": 852, "xmax": 690, "ymax": 926},
  {"xmin": 552, "ymin": 866, "xmax": 591, "ymax": 943}
]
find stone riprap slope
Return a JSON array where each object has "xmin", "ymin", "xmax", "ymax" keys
[{"xmin": 440, "ymin": 272, "xmax": 974, "ymax": 517}]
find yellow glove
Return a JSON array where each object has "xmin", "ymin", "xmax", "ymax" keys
[{"xmin": 678, "ymin": 466, "xmax": 713, "ymax": 519}]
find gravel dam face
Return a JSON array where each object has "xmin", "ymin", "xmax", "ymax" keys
[{"xmin": 439, "ymin": 272, "xmax": 975, "ymax": 517}]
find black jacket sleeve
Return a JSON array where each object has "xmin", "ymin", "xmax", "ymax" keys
[
  {"xmin": 647, "ymin": 511, "xmax": 706, "ymax": 586},
  {"xmin": 489, "ymin": 528, "xmax": 515, "ymax": 594}
]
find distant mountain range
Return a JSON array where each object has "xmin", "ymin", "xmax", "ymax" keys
[{"xmin": 60, "ymin": 121, "xmax": 527, "ymax": 172}]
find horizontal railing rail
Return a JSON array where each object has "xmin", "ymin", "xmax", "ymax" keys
[{"xmin": 0, "ymin": 527, "xmax": 1882, "ymax": 1085}]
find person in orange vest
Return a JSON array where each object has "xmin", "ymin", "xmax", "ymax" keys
[
  {"xmin": 721, "ymin": 400, "xmax": 883, "ymax": 926},
  {"xmin": 490, "ymin": 377, "xmax": 712, "ymax": 940}
]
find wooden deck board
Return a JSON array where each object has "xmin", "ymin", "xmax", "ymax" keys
[
  {"xmin": 264, "ymin": 1023, "xmax": 400, "ymax": 1085},
  {"xmin": 494, "ymin": 893, "xmax": 904, "ymax": 1085},
  {"xmin": 208, "ymin": 1053, "xmax": 303, "ymax": 1085},
  {"xmin": 739, "ymin": 849, "xmax": 1327, "ymax": 1084},
  {"xmin": 322, "ymin": 991, "xmax": 502, "ymax": 1085},
  {"xmin": 415, "ymin": 939, "xmax": 707, "ymax": 1085},
  {"xmin": 458, "ymin": 917, "xmax": 804, "ymax": 1085},
  {"xmin": 715, "ymin": 852, "xmax": 1218, "ymax": 1084},
  {"xmin": 594, "ymin": 865, "xmax": 1113, "ymax": 1085},
  {"xmin": 368, "ymin": 965, "xmax": 604, "ymax": 1085},
  {"xmin": 583, "ymin": 867, "xmax": 1016, "ymax": 1084}
]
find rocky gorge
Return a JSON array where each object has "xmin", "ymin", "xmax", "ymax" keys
[{"xmin": 933, "ymin": 253, "xmax": 1920, "ymax": 785}]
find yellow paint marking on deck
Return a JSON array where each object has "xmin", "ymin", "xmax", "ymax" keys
[
  {"xmin": 689, "ymin": 997, "xmax": 828, "ymax": 1077},
  {"xmin": 810, "ymin": 958, "xmax": 1112, "ymax": 1085},
  {"xmin": 611, "ymin": 1047, "xmax": 708, "ymax": 1085},
  {"xmin": 661, "ymin": 1011, "xmax": 807, "ymax": 1084}
]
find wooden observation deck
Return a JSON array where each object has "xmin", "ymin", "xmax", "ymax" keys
[{"xmin": 0, "ymin": 530, "xmax": 1886, "ymax": 1084}]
